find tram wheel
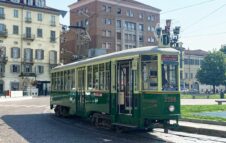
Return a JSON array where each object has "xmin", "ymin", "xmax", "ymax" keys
[{"xmin": 54, "ymin": 105, "xmax": 61, "ymax": 117}]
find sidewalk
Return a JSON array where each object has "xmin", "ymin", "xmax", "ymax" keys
[
  {"xmin": 0, "ymin": 96, "xmax": 32, "ymax": 102},
  {"xmin": 172, "ymin": 120, "xmax": 226, "ymax": 138}
]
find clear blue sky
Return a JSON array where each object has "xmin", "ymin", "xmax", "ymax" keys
[{"xmin": 46, "ymin": 0, "xmax": 226, "ymax": 51}]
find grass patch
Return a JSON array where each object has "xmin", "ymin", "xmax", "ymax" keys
[
  {"xmin": 181, "ymin": 94, "xmax": 223, "ymax": 99},
  {"xmin": 181, "ymin": 105, "xmax": 226, "ymax": 122}
]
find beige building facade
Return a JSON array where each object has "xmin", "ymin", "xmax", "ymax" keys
[{"xmin": 0, "ymin": 0, "xmax": 62, "ymax": 95}]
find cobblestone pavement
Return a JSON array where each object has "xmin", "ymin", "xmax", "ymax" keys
[{"xmin": 0, "ymin": 97, "xmax": 225, "ymax": 143}]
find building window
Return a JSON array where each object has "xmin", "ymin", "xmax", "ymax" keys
[
  {"xmin": 10, "ymin": 82, "xmax": 19, "ymax": 91},
  {"xmin": 139, "ymin": 13, "xmax": 143, "ymax": 19},
  {"xmin": 51, "ymin": 15, "xmax": 56, "ymax": 25},
  {"xmin": 117, "ymin": 8, "xmax": 121, "ymax": 14},
  {"xmin": 35, "ymin": 49, "xmax": 44, "ymax": 60},
  {"xmin": 36, "ymin": 0, "xmax": 45, "ymax": 7},
  {"xmin": 0, "ymin": 7, "xmax": 4, "ymax": 18},
  {"xmin": 102, "ymin": 42, "xmax": 111, "ymax": 49},
  {"xmin": 13, "ymin": 25, "xmax": 19, "ymax": 35},
  {"xmin": 24, "ymin": 48, "xmax": 33, "ymax": 62},
  {"xmin": 139, "ymin": 24, "xmax": 144, "ymax": 31},
  {"xmin": 117, "ymin": 32, "xmax": 121, "ymax": 40},
  {"xmin": 37, "ymin": 28, "xmax": 43, "ymax": 38},
  {"xmin": 36, "ymin": 65, "xmax": 44, "ymax": 74},
  {"xmin": 11, "ymin": 47, "xmax": 20, "ymax": 59},
  {"xmin": 25, "ymin": 27, "xmax": 32, "ymax": 37},
  {"xmin": 24, "ymin": 64, "xmax": 32, "ymax": 73},
  {"xmin": 139, "ymin": 35, "xmax": 144, "ymax": 42},
  {"xmin": 50, "ymin": 31, "xmax": 56, "ymax": 42},
  {"xmin": 102, "ymin": 30, "xmax": 111, "ymax": 37},
  {"xmin": 148, "ymin": 15, "xmax": 155, "ymax": 21},
  {"xmin": 37, "ymin": 13, "xmax": 42, "ymax": 21},
  {"xmin": 26, "ymin": 0, "xmax": 33, "ymax": 6},
  {"xmin": 117, "ymin": 44, "xmax": 122, "ymax": 51},
  {"xmin": 26, "ymin": 11, "xmax": 31, "ymax": 18},
  {"xmin": 126, "ymin": 10, "xmax": 134, "ymax": 17},
  {"xmin": 13, "ymin": 9, "xmax": 18, "ymax": 18},
  {"xmin": 116, "ymin": 20, "xmax": 121, "ymax": 28},
  {"xmin": 49, "ymin": 50, "xmax": 57, "ymax": 65},
  {"xmin": 148, "ymin": 37, "xmax": 155, "ymax": 43},
  {"xmin": 10, "ymin": 0, "xmax": 20, "ymax": 3},
  {"xmin": 124, "ymin": 21, "xmax": 136, "ymax": 31},
  {"xmin": 103, "ymin": 18, "xmax": 112, "ymax": 25},
  {"xmin": 10, "ymin": 64, "xmax": 20, "ymax": 73},
  {"xmin": 0, "ymin": 24, "xmax": 5, "ymax": 32}
]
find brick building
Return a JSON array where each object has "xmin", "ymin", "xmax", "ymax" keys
[{"xmin": 61, "ymin": 0, "xmax": 160, "ymax": 62}]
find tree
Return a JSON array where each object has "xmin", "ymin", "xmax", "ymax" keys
[
  {"xmin": 196, "ymin": 51, "xmax": 226, "ymax": 93},
  {"xmin": 220, "ymin": 46, "xmax": 226, "ymax": 54}
]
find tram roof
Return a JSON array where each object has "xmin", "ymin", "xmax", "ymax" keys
[{"xmin": 53, "ymin": 46, "xmax": 179, "ymax": 71}]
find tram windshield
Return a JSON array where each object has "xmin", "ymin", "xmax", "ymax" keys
[
  {"xmin": 162, "ymin": 55, "xmax": 179, "ymax": 91},
  {"xmin": 141, "ymin": 55, "xmax": 158, "ymax": 90}
]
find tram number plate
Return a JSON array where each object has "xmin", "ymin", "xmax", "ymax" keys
[{"xmin": 164, "ymin": 97, "xmax": 176, "ymax": 102}]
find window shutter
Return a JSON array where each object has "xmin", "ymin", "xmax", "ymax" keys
[
  {"xmin": 11, "ymin": 48, "xmax": 13, "ymax": 58},
  {"xmin": 18, "ymin": 65, "xmax": 20, "ymax": 73},
  {"xmin": 35, "ymin": 49, "xmax": 38, "ymax": 59},
  {"xmin": 41, "ymin": 50, "xmax": 44, "ymax": 60},
  {"xmin": 18, "ymin": 48, "xmax": 20, "ymax": 58},
  {"xmin": 10, "ymin": 65, "xmax": 13, "ymax": 73},
  {"xmin": 31, "ymin": 49, "xmax": 33, "ymax": 60}
]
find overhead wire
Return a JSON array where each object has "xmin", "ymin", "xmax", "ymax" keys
[{"xmin": 161, "ymin": 0, "xmax": 216, "ymax": 14}]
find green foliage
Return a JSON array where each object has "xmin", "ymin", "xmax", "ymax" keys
[
  {"xmin": 196, "ymin": 51, "xmax": 226, "ymax": 87},
  {"xmin": 220, "ymin": 46, "xmax": 226, "ymax": 54}
]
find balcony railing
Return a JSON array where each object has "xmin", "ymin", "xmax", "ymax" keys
[
  {"xmin": 0, "ymin": 56, "xmax": 8, "ymax": 64},
  {"xmin": 0, "ymin": 13, "xmax": 5, "ymax": 19},
  {"xmin": 50, "ymin": 37, "xmax": 56, "ymax": 43},
  {"xmin": 23, "ymin": 34, "xmax": 35, "ymax": 41},
  {"xmin": 22, "ymin": 58, "xmax": 34, "ymax": 64},
  {"xmin": 0, "ymin": 30, "xmax": 8, "ymax": 38},
  {"xmin": 25, "ymin": 17, "xmax": 32, "ymax": 23}
]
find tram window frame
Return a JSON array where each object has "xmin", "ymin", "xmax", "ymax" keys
[
  {"xmin": 99, "ymin": 64, "xmax": 105, "ymax": 90},
  {"xmin": 71, "ymin": 69, "xmax": 75, "ymax": 90},
  {"xmin": 141, "ymin": 55, "xmax": 158, "ymax": 91},
  {"xmin": 87, "ymin": 66, "xmax": 93, "ymax": 90},
  {"xmin": 93, "ymin": 65, "xmax": 99, "ymax": 90},
  {"xmin": 105, "ymin": 62, "xmax": 111, "ymax": 91},
  {"xmin": 162, "ymin": 64, "xmax": 178, "ymax": 91}
]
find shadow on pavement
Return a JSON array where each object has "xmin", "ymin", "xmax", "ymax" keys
[{"xmin": 2, "ymin": 114, "xmax": 166, "ymax": 143}]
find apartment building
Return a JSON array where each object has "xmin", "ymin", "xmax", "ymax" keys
[
  {"xmin": 66, "ymin": 0, "xmax": 160, "ymax": 58},
  {"xmin": 0, "ymin": 0, "xmax": 62, "ymax": 95}
]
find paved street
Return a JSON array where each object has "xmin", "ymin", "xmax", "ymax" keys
[{"xmin": 0, "ymin": 97, "xmax": 226, "ymax": 143}]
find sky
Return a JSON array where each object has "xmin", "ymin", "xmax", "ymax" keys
[{"xmin": 46, "ymin": 0, "xmax": 226, "ymax": 51}]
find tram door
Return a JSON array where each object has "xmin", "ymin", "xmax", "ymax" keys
[
  {"xmin": 117, "ymin": 60, "xmax": 133, "ymax": 115},
  {"xmin": 76, "ymin": 68, "xmax": 86, "ymax": 115}
]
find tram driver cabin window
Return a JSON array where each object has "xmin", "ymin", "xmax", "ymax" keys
[{"xmin": 142, "ymin": 55, "xmax": 158, "ymax": 90}]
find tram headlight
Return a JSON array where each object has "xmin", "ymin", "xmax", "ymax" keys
[{"xmin": 169, "ymin": 105, "xmax": 175, "ymax": 112}]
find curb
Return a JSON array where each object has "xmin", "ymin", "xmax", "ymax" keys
[
  {"xmin": 0, "ymin": 96, "xmax": 32, "ymax": 102},
  {"xmin": 172, "ymin": 125, "xmax": 226, "ymax": 138},
  {"xmin": 180, "ymin": 118, "xmax": 226, "ymax": 126}
]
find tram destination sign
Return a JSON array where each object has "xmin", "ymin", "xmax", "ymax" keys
[{"xmin": 162, "ymin": 55, "xmax": 178, "ymax": 61}]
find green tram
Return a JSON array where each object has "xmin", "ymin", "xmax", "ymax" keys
[{"xmin": 50, "ymin": 46, "xmax": 180, "ymax": 132}]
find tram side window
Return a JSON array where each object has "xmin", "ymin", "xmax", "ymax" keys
[
  {"xmin": 105, "ymin": 62, "xmax": 111, "ymax": 90},
  {"xmin": 87, "ymin": 66, "xmax": 93, "ymax": 90},
  {"xmin": 64, "ymin": 71, "xmax": 67, "ymax": 91},
  {"xmin": 71, "ymin": 69, "xmax": 75, "ymax": 89},
  {"xmin": 99, "ymin": 64, "xmax": 105, "ymax": 90},
  {"xmin": 93, "ymin": 65, "xmax": 99, "ymax": 90},
  {"xmin": 142, "ymin": 55, "xmax": 158, "ymax": 90},
  {"xmin": 162, "ymin": 64, "xmax": 178, "ymax": 91},
  {"xmin": 51, "ymin": 73, "xmax": 56, "ymax": 90},
  {"xmin": 60, "ymin": 72, "xmax": 64, "ymax": 90}
]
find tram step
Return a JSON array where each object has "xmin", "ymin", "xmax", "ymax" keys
[{"xmin": 112, "ymin": 123, "xmax": 137, "ymax": 128}]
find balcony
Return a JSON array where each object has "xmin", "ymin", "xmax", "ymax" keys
[
  {"xmin": 22, "ymin": 58, "xmax": 34, "ymax": 65},
  {"xmin": 0, "ymin": 14, "xmax": 5, "ymax": 19},
  {"xmin": 25, "ymin": 17, "xmax": 32, "ymax": 23},
  {"xmin": 50, "ymin": 37, "xmax": 56, "ymax": 43},
  {"xmin": 23, "ymin": 34, "xmax": 35, "ymax": 41},
  {"xmin": 0, "ymin": 56, "xmax": 8, "ymax": 64},
  {"xmin": 0, "ymin": 30, "xmax": 8, "ymax": 38},
  {"xmin": 50, "ymin": 21, "xmax": 56, "ymax": 27}
]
